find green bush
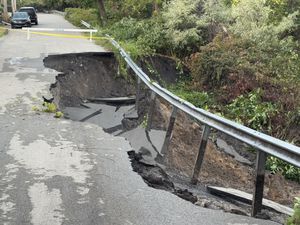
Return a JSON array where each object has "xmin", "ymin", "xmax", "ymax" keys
[
  {"xmin": 101, "ymin": 17, "xmax": 170, "ymax": 57},
  {"xmin": 189, "ymin": 0, "xmax": 300, "ymax": 87},
  {"xmin": 19, "ymin": 0, "xmax": 95, "ymax": 11},
  {"xmin": 103, "ymin": 18, "xmax": 145, "ymax": 41},
  {"xmin": 18, "ymin": 0, "xmax": 47, "ymax": 11},
  {"xmin": 0, "ymin": 26, "xmax": 8, "ymax": 37},
  {"xmin": 105, "ymin": 0, "xmax": 162, "ymax": 20},
  {"xmin": 267, "ymin": 157, "xmax": 300, "ymax": 183},
  {"xmin": 189, "ymin": 35, "xmax": 255, "ymax": 89},
  {"xmin": 287, "ymin": 197, "xmax": 300, "ymax": 225},
  {"xmin": 226, "ymin": 89, "xmax": 277, "ymax": 131},
  {"xmin": 65, "ymin": 8, "xmax": 100, "ymax": 27},
  {"xmin": 162, "ymin": 0, "xmax": 207, "ymax": 57},
  {"xmin": 169, "ymin": 84, "xmax": 215, "ymax": 110}
]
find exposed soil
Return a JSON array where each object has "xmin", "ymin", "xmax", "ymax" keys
[
  {"xmin": 44, "ymin": 52, "xmax": 299, "ymax": 224},
  {"xmin": 128, "ymin": 150, "xmax": 198, "ymax": 203},
  {"xmin": 139, "ymin": 54, "xmax": 190, "ymax": 86},
  {"xmin": 44, "ymin": 52, "xmax": 135, "ymax": 108},
  {"xmin": 151, "ymin": 97, "xmax": 300, "ymax": 206}
]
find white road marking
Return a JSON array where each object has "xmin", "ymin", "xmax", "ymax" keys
[
  {"xmin": 29, "ymin": 183, "xmax": 64, "ymax": 225},
  {"xmin": 0, "ymin": 73, "xmax": 48, "ymax": 114},
  {"xmin": 8, "ymin": 133, "xmax": 93, "ymax": 184}
]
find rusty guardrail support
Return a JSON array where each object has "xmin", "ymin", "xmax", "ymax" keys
[
  {"xmin": 252, "ymin": 151, "xmax": 267, "ymax": 217},
  {"xmin": 135, "ymin": 77, "xmax": 141, "ymax": 112},
  {"xmin": 191, "ymin": 125, "xmax": 211, "ymax": 184},
  {"xmin": 161, "ymin": 106, "xmax": 178, "ymax": 155},
  {"xmin": 146, "ymin": 91, "xmax": 156, "ymax": 131}
]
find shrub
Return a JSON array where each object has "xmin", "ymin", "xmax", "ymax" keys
[
  {"xmin": 18, "ymin": 0, "xmax": 47, "ymax": 11},
  {"xmin": 162, "ymin": 0, "xmax": 208, "ymax": 56},
  {"xmin": 226, "ymin": 89, "xmax": 277, "ymax": 131},
  {"xmin": 189, "ymin": 33, "xmax": 300, "ymax": 93},
  {"xmin": 287, "ymin": 197, "xmax": 300, "ymax": 225},
  {"xmin": 189, "ymin": 35, "xmax": 255, "ymax": 89},
  {"xmin": 101, "ymin": 17, "xmax": 170, "ymax": 56},
  {"xmin": 0, "ymin": 26, "xmax": 8, "ymax": 37},
  {"xmin": 267, "ymin": 157, "xmax": 300, "ymax": 183},
  {"xmin": 105, "ymin": 0, "xmax": 163, "ymax": 20},
  {"xmin": 267, "ymin": 0, "xmax": 300, "ymax": 34},
  {"xmin": 169, "ymin": 84, "xmax": 215, "ymax": 110},
  {"xmin": 65, "ymin": 8, "xmax": 100, "ymax": 28},
  {"xmin": 229, "ymin": 0, "xmax": 300, "ymax": 80}
]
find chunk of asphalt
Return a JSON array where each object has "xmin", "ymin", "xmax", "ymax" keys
[
  {"xmin": 128, "ymin": 150, "xmax": 174, "ymax": 191},
  {"xmin": 173, "ymin": 189, "xmax": 198, "ymax": 204},
  {"xmin": 207, "ymin": 186, "xmax": 293, "ymax": 216},
  {"xmin": 79, "ymin": 109, "xmax": 102, "ymax": 122},
  {"xmin": 80, "ymin": 103, "xmax": 91, "ymax": 109},
  {"xmin": 127, "ymin": 150, "xmax": 199, "ymax": 205},
  {"xmin": 103, "ymin": 124, "xmax": 123, "ymax": 134},
  {"xmin": 87, "ymin": 96, "xmax": 136, "ymax": 104}
]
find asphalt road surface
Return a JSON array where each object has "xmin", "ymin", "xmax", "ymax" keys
[{"xmin": 0, "ymin": 13, "xmax": 280, "ymax": 225}]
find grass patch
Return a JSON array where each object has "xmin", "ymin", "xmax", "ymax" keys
[
  {"xmin": 0, "ymin": 26, "xmax": 8, "ymax": 37},
  {"xmin": 168, "ymin": 83, "xmax": 217, "ymax": 111},
  {"xmin": 32, "ymin": 102, "xmax": 64, "ymax": 119},
  {"xmin": 287, "ymin": 197, "xmax": 300, "ymax": 225},
  {"xmin": 65, "ymin": 8, "xmax": 100, "ymax": 28}
]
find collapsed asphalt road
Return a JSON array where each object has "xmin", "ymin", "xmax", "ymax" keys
[{"xmin": 0, "ymin": 13, "xmax": 280, "ymax": 225}]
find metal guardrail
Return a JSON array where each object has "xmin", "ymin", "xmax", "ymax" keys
[
  {"xmin": 105, "ymin": 35, "xmax": 300, "ymax": 217},
  {"xmin": 81, "ymin": 20, "xmax": 92, "ymax": 29},
  {"xmin": 108, "ymin": 36, "xmax": 300, "ymax": 167}
]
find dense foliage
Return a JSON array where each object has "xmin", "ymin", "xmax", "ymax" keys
[
  {"xmin": 65, "ymin": 8, "xmax": 99, "ymax": 27},
  {"xmin": 18, "ymin": 0, "xmax": 95, "ymax": 11},
  {"xmin": 287, "ymin": 197, "xmax": 300, "ymax": 225}
]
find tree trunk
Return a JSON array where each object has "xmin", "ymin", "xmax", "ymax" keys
[
  {"xmin": 2, "ymin": 0, "xmax": 9, "ymax": 21},
  {"xmin": 2, "ymin": 0, "xmax": 7, "ymax": 13},
  {"xmin": 96, "ymin": 0, "xmax": 107, "ymax": 25},
  {"xmin": 153, "ymin": 0, "xmax": 160, "ymax": 14}
]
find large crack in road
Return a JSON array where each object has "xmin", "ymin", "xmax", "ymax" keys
[
  {"xmin": 0, "ymin": 12, "xmax": 283, "ymax": 225},
  {"xmin": 43, "ymin": 52, "xmax": 288, "ymax": 224}
]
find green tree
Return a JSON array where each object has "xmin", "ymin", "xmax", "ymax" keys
[{"xmin": 162, "ymin": 0, "xmax": 207, "ymax": 56}]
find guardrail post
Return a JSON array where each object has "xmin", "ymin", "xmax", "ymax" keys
[
  {"xmin": 89, "ymin": 31, "xmax": 92, "ymax": 42},
  {"xmin": 27, "ymin": 28, "xmax": 30, "ymax": 40},
  {"xmin": 191, "ymin": 125, "xmax": 211, "ymax": 184},
  {"xmin": 161, "ymin": 106, "xmax": 178, "ymax": 155},
  {"xmin": 146, "ymin": 91, "xmax": 156, "ymax": 131},
  {"xmin": 135, "ymin": 77, "xmax": 141, "ymax": 112},
  {"xmin": 251, "ymin": 150, "xmax": 267, "ymax": 217}
]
